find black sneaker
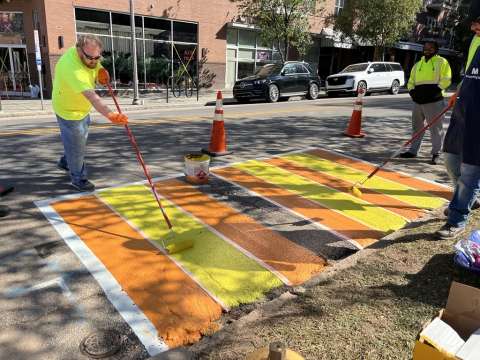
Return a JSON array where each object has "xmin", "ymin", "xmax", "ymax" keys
[
  {"xmin": 443, "ymin": 207, "xmax": 449, "ymax": 217},
  {"xmin": 70, "ymin": 180, "xmax": 95, "ymax": 192},
  {"xmin": 399, "ymin": 152, "xmax": 417, "ymax": 158},
  {"xmin": 473, "ymin": 200, "xmax": 480, "ymax": 210},
  {"xmin": 0, "ymin": 205, "xmax": 10, "ymax": 218},
  {"xmin": 57, "ymin": 162, "xmax": 69, "ymax": 172},
  {"xmin": 430, "ymin": 154, "xmax": 440, "ymax": 165},
  {"xmin": 436, "ymin": 223, "xmax": 465, "ymax": 240}
]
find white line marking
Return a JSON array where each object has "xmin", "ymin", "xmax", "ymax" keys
[{"xmin": 34, "ymin": 201, "xmax": 168, "ymax": 356}]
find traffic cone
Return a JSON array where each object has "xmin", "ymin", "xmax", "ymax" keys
[
  {"xmin": 344, "ymin": 89, "xmax": 366, "ymax": 138},
  {"xmin": 201, "ymin": 90, "xmax": 233, "ymax": 156}
]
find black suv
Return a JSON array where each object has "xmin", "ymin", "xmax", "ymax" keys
[{"xmin": 233, "ymin": 61, "xmax": 321, "ymax": 103}]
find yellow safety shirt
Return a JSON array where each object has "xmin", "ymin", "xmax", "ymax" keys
[
  {"xmin": 52, "ymin": 47, "xmax": 102, "ymax": 120},
  {"xmin": 466, "ymin": 35, "xmax": 480, "ymax": 71},
  {"xmin": 407, "ymin": 55, "xmax": 452, "ymax": 92}
]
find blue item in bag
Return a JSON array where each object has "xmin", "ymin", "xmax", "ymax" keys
[{"xmin": 454, "ymin": 231, "xmax": 480, "ymax": 273}]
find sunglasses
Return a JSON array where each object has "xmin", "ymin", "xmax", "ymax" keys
[{"xmin": 80, "ymin": 47, "xmax": 102, "ymax": 61}]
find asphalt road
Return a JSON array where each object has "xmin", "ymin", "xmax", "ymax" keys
[{"xmin": 0, "ymin": 93, "xmax": 453, "ymax": 359}]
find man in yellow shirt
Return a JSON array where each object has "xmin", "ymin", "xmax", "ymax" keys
[
  {"xmin": 400, "ymin": 41, "xmax": 452, "ymax": 165},
  {"xmin": 53, "ymin": 34, "xmax": 128, "ymax": 191}
]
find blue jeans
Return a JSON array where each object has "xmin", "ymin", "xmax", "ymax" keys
[
  {"xmin": 448, "ymin": 162, "xmax": 480, "ymax": 228},
  {"xmin": 56, "ymin": 114, "xmax": 90, "ymax": 184},
  {"xmin": 444, "ymin": 152, "xmax": 461, "ymax": 186}
]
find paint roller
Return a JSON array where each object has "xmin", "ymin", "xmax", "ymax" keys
[
  {"xmin": 350, "ymin": 103, "xmax": 452, "ymax": 198},
  {"xmin": 97, "ymin": 68, "xmax": 193, "ymax": 254}
]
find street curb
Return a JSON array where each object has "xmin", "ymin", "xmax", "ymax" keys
[{"xmin": 148, "ymin": 348, "xmax": 195, "ymax": 360}]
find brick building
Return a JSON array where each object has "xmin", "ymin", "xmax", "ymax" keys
[{"xmin": 0, "ymin": 0, "xmax": 339, "ymax": 97}]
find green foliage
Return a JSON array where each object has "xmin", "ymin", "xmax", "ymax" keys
[
  {"xmin": 448, "ymin": 0, "xmax": 475, "ymax": 54},
  {"xmin": 231, "ymin": 0, "xmax": 321, "ymax": 61},
  {"xmin": 334, "ymin": 0, "xmax": 422, "ymax": 60}
]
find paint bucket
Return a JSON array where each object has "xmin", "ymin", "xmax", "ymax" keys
[{"xmin": 184, "ymin": 153, "xmax": 210, "ymax": 184}]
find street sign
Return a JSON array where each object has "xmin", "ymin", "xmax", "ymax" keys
[
  {"xmin": 34, "ymin": 30, "xmax": 41, "ymax": 61},
  {"xmin": 33, "ymin": 29, "xmax": 44, "ymax": 110}
]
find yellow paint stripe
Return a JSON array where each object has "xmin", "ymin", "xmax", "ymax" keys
[
  {"xmin": 98, "ymin": 184, "xmax": 283, "ymax": 308},
  {"xmin": 235, "ymin": 160, "xmax": 407, "ymax": 233},
  {"xmin": 286, "ymin": 153, "xmax": 446, "ymax": 209}
]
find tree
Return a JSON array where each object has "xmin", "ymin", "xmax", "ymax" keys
[
  {"xmin": 333, "ymin": 0, "xmax": 422, "ymax": 60},
  {"xmin": 231, "ymin": 0, "xmax": 321, "ymax": 62}
]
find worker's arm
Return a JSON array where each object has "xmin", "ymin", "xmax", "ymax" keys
[
  {"xmin": 407, "ymin": 64, "xmax": 417, "ymax": 91},
  {"xmin": 82, "ymin": 90, "xmax": 128, "ymax": 124},
  {"xmin": 439, "ymin": 59, "xmax": 452, "ymax": 90}
]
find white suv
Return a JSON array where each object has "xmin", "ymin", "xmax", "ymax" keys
[{"xmin": 326, "ymin": 62, "xmax": 405, "ymax": 97}]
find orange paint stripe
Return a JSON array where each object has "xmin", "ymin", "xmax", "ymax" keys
[
  {"xmin": 52, "ymin": 196, "xmax": 222, "ymax": 347},
  {"xmin": 213, "ymin": 167, "xmax": 383, "ymax": 248},
  {"xmin": 308, "ymin": 149, "xmax": 452, "ymax": 200},
  {"xmin": 267, "ymin": 157, "xmax": 424, "ymax": 221},
  {"xmin": 156, "ymin": 178, "xmax": 327, "ymax": 285}
]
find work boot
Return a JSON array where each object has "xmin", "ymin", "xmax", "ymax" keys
[
  {"xmin": 399, "ymin": 152, "xmax": 417, "ymax": 158},
  {"xmin": 0, "ymin": 205, "xmax": 10, "ymax": 218},
  {"xmin": 436, "ymin": 223, "xmax": 465, "ymax": 240},
  {"xmin": 71, "ymin": 179, "xmax": 95, "ymax": 192},
  {"xmin": 430, "ymin": 154, "xmax": 440, "ymax": 165}
]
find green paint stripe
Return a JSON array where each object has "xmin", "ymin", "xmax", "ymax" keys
[
  {"xmin": 235, "ymin": 160, "xmax": 407, "ymax": 233},
  {"xmin": 98, "ymin": 185, "xmax": 282, "ymax": 308},
  {"xmin": 283, "ymin": 153, "xmax": 446, "ymax": 209}
]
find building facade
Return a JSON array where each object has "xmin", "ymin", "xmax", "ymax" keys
[{"xmin": 0, "ymin": 0, "xmax": 336, "ymax": 97}]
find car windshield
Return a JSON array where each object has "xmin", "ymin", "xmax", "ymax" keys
[
  {"xmin": 341, "ymin": 64, "xmax": 369, "ymax": 73},
  {"xmin": 255, "ymin": 64, "xmax": 282, "ymax": 76}
]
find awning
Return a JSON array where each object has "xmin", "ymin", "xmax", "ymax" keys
[{"xmin": 395, "ymin": 41, "xmax": 460, "ymax": 56}]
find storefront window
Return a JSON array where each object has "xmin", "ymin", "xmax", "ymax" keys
[
  {"xmin": 74, "ymin": 8, "xmax": 198, "ymax": 90},
  {"xmin": 227, "ymin": 29, "xmax": 237, "ymax": 46},
  {"xmin": 226, "ymin": 27, "xmax": 282, "ymax": 86},
  {"xmin": 238, "ymin": 29, "xmax": 256, "ymax": 47},
  {"xmin": 144, "ymin": 17, "xmax": 170, "ymax": 41},
  {"xmin": 75, "ymin": 8, "xmax": 110, "ymax": 35},
  {"xmin": 0, "ymin": 12, "xmax": 25, "ymax": 44},
  {"xmin": 144, "ymin": 41, "xmax": 170, "ymax": 88},
  {"xmin": 111, "ymin": 13, "xmax": 142, "ymax": 38},
  {"xmin": 173, "ymin": 21, "xmax": 197, "ymax": 43}
]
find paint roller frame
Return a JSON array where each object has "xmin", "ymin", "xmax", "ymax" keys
[
  {"xmin": 350, "ymin": 103, "xmax": 452, "ymax": 198},
  {"xmin": 97, "ymin": 68, "xmax": 193, "ymax": 254}
]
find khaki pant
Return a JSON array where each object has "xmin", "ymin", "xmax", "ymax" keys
[{"xmin": 408, "ymin": 99, "xmax": 446, "ymax": 156}]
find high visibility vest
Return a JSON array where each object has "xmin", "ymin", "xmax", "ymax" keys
[
  {"xmin": 466, "ymin": 35, "xmax": 480, "ymax": 72},
  {"xmin": 407, "ymin": 55, "xmax": 452, "ymax": 92}
]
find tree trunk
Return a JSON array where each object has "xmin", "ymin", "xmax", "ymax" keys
[{"xmin": 373, "ymin": 46, "xmax": 384, "ymax": 61}]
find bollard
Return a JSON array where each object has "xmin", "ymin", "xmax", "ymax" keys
[{"xmin": 245, "ymin": 341, "xmax": 304, "ymax": 360}]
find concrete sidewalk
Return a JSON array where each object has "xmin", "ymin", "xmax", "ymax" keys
[{"xmin": 0, "ymin": 89, "xmax": 233, "ymax": 119}]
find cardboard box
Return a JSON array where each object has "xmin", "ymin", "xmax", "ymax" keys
[{"xmin": 413, "ymin": 281, "xmax": 480, "ymax": 360}]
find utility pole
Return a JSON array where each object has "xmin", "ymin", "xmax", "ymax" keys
[{"xmin": 130, "ymin": 0, "xmax": 140, "ymax": 105}]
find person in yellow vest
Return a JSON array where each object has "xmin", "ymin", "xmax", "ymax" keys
[
  {"xmin": 52, "ymin": 35, "xmax": 128, "ymax": 192},
  {"xmin": 400, "ymin": 41, "xmax": 452, "ymax": 165}
]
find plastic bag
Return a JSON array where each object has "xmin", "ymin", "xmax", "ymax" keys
[{"xmin": 454, "ymin": 230, "xmax": 480, "ymax": 273}]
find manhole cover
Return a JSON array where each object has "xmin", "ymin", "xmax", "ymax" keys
[{"xmin": 79, "ymin": 330, "xmax": 122, "ymax": 359}]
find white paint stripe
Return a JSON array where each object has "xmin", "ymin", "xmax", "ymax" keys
[
  {"xmin": 151, "ymin": 183, "xmax": 293, "ymax": 286},
  {"xmin": 314, "ymin": 146, "xmax": 453, "ymax": 191},
  {"xmin": 34, "ymin": 201, "xmax": 169, "ymax": 356},
  {"xmin": 95, "ymin": 193, "xmax": 230, "ymax": 311},
  {"xmin": 212, "ymin": 172, "xmax": 363, "ymax": 250}
]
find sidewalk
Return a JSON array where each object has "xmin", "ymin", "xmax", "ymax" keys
[{"xmin": 0, "ymin": 89, "xmax": 233, "ymax": 119}]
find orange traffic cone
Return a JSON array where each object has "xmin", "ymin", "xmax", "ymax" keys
[
  {"xmin": 344, "ymin": 89, "xmax": 366, "ymax": 138},
  {"xmin": 202, "ymin": 90, "xmax": 233, "ymax": 156}
]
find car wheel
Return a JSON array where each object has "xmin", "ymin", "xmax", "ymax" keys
[
  {"xmin": 389, "ymin": 80, "xmax": 400, "ymax": 95},
  {"xmin": 306, "ymin": 83, "xmax": 319, "ymax": 100},
  {"xmin": 357, "ymin": 81, "xmax": 367, "ymax": 95},
  {"xmin": 267, "ymin": 84, "xmax": 280, "ymax": 103}
]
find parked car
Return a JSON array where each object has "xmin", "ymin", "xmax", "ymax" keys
[
  {"xmin": 326, "ymin": 62, "xmax": 405, "ymax": 97},
  {"xmin": 233, "ymin": 61, "xmax": 322, "ymax": 103}
]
